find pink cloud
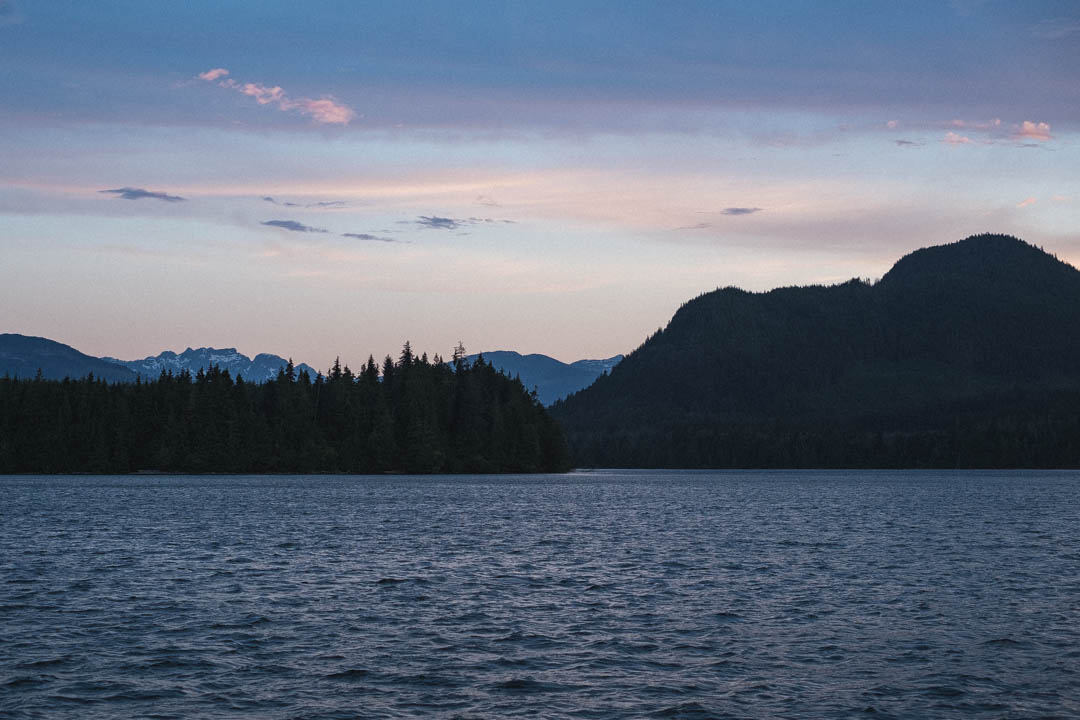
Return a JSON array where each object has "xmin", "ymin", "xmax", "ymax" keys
[
  {"xmin": 942, "ymin": 131, "xmax": 973, "ymax": 145},
  {"xmin": 1016, "ymin": 197, "xmax": 1037, "ymax": 208},
  {"xmin": 238, "ymin": 82, "xmax": 286, "ymax": 105},
  {"xmin": 198, "ymin": 68, "xmax": 229, "ymax": 82},
  {"xmin": 291, "ymin": 98, "xmax": 356, "ymax": 125},
  {"xmin": 197, "ymin": 68, "xmax": 356, "ymax": 125},
  {"xmin": 1015, "ymin": 121, "xmax": 1052, "ymax": 141},
  {"xmin": 949, "ymin": 118, "xmax": 1001, "ymax": 131}
]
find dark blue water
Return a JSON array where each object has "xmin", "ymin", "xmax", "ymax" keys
[{"xmin": 2, "ymin": 471, "xmax": 1078, "ymax": 719}]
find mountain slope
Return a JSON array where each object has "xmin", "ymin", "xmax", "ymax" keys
[
  {"xmin": 104, "ymin": 347, "xmax": 317, "ymax": 382},
  {"xmin": 468, "ymin": 351, "xmax": 623, "ymax": 405},
  {"xmin": 551, "ymin": 234, "xmax": 1080, "ymax": 468},
  {"xmin": 0, "ymin": 334, "xmax": 138, "ymax": 383}
]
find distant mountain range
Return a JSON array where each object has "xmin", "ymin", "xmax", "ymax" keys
[
  {"xmin": 552, "ymin": 234, "xmax": 1080, "ymax": 468},
  {"xmin": 0, "ymin": 334, "xmax": 138, "ymax": 383},
  {"xmin": 0, "ymin": 336, "xmax": 315, "ymax": 384},
  {"xmin": 467, "ymin": 351, "xmax": 622, "ymax": 405},
  {"xmin": 0, "ymin": 335, "xmax": 621, "ymax": 401},
  {"xmin": 103, "ymin": 347, "xmax": 317, "ymax": 383}
]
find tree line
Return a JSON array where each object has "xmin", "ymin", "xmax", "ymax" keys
[{"xmin": 0, "ymin": 344, "xmax": 571, "ymax": 474}]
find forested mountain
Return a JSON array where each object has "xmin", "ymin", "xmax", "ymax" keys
[
  {"xmin": 466, "ymin": 351, "xmax": 623, "ymax": 405},
  {"xmin": 551, "ymin": 234, "xmax": 1080, "ymax": 468},
  {"xmin": 0, "ymin": 348, "xmax": 570, "ymax": 474},
  {"xmin": 103, "ymin": 346, "xmax": 317, "ymax": 383},
  {"xmin": 0, "ymin": 334, "xmax": 136, "ymax": 383}
]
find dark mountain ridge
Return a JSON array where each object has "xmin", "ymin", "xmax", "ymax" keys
[
  {"xmin": 0, "ymin": 334, "xmax": 137, "ymax": 383},
  {"xmin": 552, "ymin": 234, "xmax": 1080, "ymax": 468}
]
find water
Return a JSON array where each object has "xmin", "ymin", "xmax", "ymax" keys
[{"xmin": 2, "ymin": 471, "xmax": 1078, "ymax": 719}]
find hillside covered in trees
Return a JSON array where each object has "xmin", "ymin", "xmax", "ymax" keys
[
  {"xmin": 551, "ymin": 234, "xmax": 1080, "ymax": 468},
  {"xmin": 0, "ymin": 346, "xmax": 570, "ymax": 474}
]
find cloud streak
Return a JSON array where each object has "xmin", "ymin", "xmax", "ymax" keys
[
  {"xmin": 100, "ymin": 187, "xmax": 186, "ymax": 202},
  {"xmin": 721, "ymin": 207, "xmax": 762, "ymax": 216},
  {"xmin": 342, "ymin": 232, "xmax": 403, "ymax": 243},
  {"xmin": 263, "ymin": 196, "xmax": 346, "ymax": 209},
  {"xmin": 1030, "ymin": 19, "xmax": 1080, "ymax": 40},
  {"xmin": 198, "ymin": 68, "xmax": 356, "ymax": 125},
  {"xmin": 411, "ymin": 215, "xmax": 515, "ymax": 230},
  {"xmin": 261, "ymin": 219, "xmax": 328, "ymax": 233},
  {"xmin": 416, "ymin": 215, "xmax": 461, "ymax": 230}
]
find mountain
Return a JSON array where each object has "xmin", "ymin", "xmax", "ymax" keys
[
  {"xmin": 467, "ymin": 351, "xmax": 623, "ymax": 405},
  {"xmin": 551, "ymin": 234, "xmax": 1080, "ymax": 468},
  {"xmin": 104, "ymin": 347, "xmax": 317, "ymax": 382},
  {"xmin": 0, "ymin": 334, "xmax": 138, "ymax": 383}
]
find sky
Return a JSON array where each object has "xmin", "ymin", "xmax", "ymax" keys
[{"xmin": 2, "ymin": 1, "xmax": 1079, "ymax": 367}]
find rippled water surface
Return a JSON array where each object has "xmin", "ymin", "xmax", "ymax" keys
[{"xmin": 2, "ymin": 471, "xmax": 1079, "ymax": 719}]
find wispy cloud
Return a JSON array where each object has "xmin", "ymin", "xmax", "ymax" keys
[
  {"xmin": 263, "ymin": 195, "xmax": 300, "ymax": 207},
  {"xmin": 411, "ymin": 215, "xmax": 515, "ymax": 230},
  {"xmin": 674, "ymin": 222, "xmax": 712, "ymax": 230},
  {"xmin": 950, "ymin": 118, "xmax": 1001, "ymax": 130},
  {"xmin": 1014, "ymin": 120, "xmax": 1052, "ymax": 141},
  {"xmin": 721, "ymin": 207, "xmax": 762, "ymax": 216},
  {"xmin": 1016, "ymin": 197, "xmax": 1037, "ymax": 208},
  {"xmin": 261, "ymin": 219, "xmax": 328, "ymax": 233},
  {"xmin": 198, "ymin": 68, "xmax": 356, "ymax": 125},
  {"xmin": 263, "ymin": 196, "xmax": 345, "ymax": 209},
  {"xmin": 894, "ymin": 139, "xmax": 923, "ymax": 147},
  {"xmin": 100, "ymin": 187, "xmax": 186, "ymax": 202},
  {"xmin": 415, "ymin": 215, "xmax": 461, "ymax": 230},
  {"xmin": 1030, "ymin": 19, "xmax": 1080, "ymax": 40},
  {"xmin": 342, "ymin": 232, "xmax": 404, "ymax": 243},
  {"xmin": 198, "ymin": 67, "xmax": 229, "ymax": 82},
  {"xmin": 942, "ymin": 131, "xmax": 973, "ymax": 145}
]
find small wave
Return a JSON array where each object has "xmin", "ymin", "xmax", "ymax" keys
[
  {"xmin": 5, "ymin": 674, "xmax": 54, "ymax": 688},
  {"xmin": 326, "ymin": 668, "xmax": 370, "ymax": 681},
  {"xmin": 651, "ymin": 701, "xmax": 714, "ymax": 718},
  {"xmin": 17, "ymin": 655, "xmax": 71, "ymax": 669},
  {"xmin": 921, "ymin": 685, "xmax": 966, "ymax": 698},
  {"xmin": 493, "ymin": 677, "xmax": 572, "ymax": 693},
  {"xmin": 982, "ymin": 637, "xmax": 1022, "ymax": 646}
]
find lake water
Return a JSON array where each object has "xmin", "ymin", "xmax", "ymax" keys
[{"xmin": 2, "ymin": 471, "xmax": 1078, "ymax": 719}]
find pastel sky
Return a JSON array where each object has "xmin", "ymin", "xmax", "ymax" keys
[{"xmin": 2, "ymin": 1, "xmax": 1079, "ymax": 366}]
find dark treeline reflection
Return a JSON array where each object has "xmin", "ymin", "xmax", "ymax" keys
[{"xmin": 0, "ymin": 344, "xmax": 570, "ymax": 474}]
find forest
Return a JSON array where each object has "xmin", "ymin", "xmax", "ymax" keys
[
  {"xmin": 552, "ymin": 235, "xmax": 1080, "ymax": 468},
  {"xmin": 0, "ymin": 345, "xmax": 571, "ymax": 474}
]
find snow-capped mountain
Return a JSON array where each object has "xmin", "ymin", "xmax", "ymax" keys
[
  {"xmin": 104, "ymin": 347, "xmax": 317, "ymax": 383},
  {"xmin": 569, "ymin": 356, "xmax": 623, "ymax": 376}
]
